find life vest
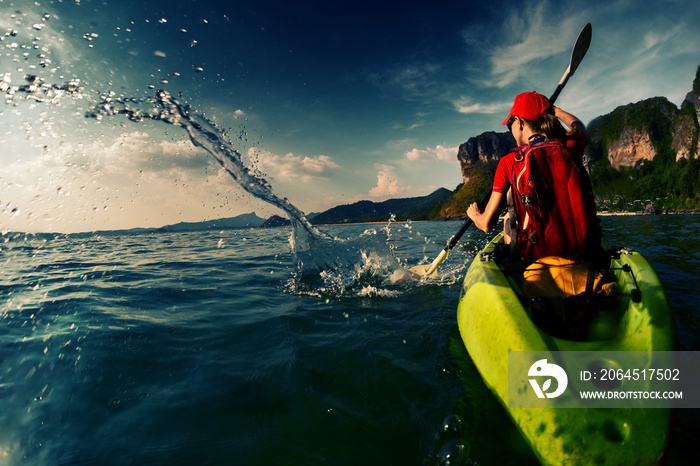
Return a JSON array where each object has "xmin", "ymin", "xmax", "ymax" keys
[{"xmin": 508, "ymin": 139, "xmax": 601, "ymax": 262}]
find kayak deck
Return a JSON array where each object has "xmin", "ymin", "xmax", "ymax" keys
[{"xmin": 456, "ymin": 233, "xmax": 676, "ymax": 465}]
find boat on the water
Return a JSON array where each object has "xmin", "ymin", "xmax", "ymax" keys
[{"xmin": 457, "ymin": 232, "xmax": 677, "ymax": 465}]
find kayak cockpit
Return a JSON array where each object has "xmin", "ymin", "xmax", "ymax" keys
[{"xmin": 479, "ymin": 234, "xmax": 633, "ymax": 343}]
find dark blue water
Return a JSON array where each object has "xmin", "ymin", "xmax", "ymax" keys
[{"xmin": 1, "ymin": 215, "xmax": 698, "ymax": 465}]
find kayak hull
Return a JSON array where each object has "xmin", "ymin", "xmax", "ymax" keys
[{"xmin": 457, "ymin": 233, "xmax": 676, "ymax": 465}]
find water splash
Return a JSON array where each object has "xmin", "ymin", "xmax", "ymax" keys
[
  {"xmin": 85, "ymin": 90, "xmax": 326, "ymax": 241},
  {"xmin": 1, "ymin": 74, "xmax": 84, "ymax": 105},
  {"xmin": 287, "ymin": 226, "xmax": 418, "ymax": 298}
]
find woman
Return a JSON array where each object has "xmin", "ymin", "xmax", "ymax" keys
[{"xmin": 467, "ymin": 91, "xmax": 601, "ymax": 263}]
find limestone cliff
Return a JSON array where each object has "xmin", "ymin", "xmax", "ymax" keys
[
  {"xmin": 672, "ymin": 110, "xmax": 699, "ymax": 161},
  {"xmin": 457, "ymin": 131, "xmax": 514, "ymax": 184},
  {"xmin": 605, "ymin": 127, "xmax": 657, "ymax": 169},
  {"xmin": 673, "ymin": 77, "xmax": 700, "ymax": 161}
]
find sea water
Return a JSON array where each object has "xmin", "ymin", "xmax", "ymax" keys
[{"xmin": 1, "ymin": 216, "xmax": 699, "ymax": 465}]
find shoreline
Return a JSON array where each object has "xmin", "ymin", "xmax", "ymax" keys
[
  {"xmin": 8, "ymin": 210, "xmax": 698, "ymax": 236},
  {"xmin": 597, "ymin": 209, "xmax": 700, "ymax": 216},
  {"xmin": 311, "ymin": 210, "xmax": 700, "ymax": 227}
]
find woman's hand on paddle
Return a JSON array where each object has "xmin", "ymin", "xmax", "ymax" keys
[
  {"xmin": 467, "ymin": 202, "xmax": 489, "ymax": 231},
  {"xmin": 467, "ymin": 202, "xmax": 481, "ymax": 219},
  {"xmin": 467, "ymin": 190, "xmax": 504, "ymax": 233}
]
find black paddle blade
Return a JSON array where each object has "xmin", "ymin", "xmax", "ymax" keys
[
  {"xmin": 569, "ymin": 23, "xmax": 592, "ymax": 77},
  {"xmin": 550, "ymin": 23, "xmax": 592, "ymax": 104}
]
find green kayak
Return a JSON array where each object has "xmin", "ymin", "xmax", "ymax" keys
[{"xmin": 457, "ymin": 232, "xmax": 677, "ymax": 465}]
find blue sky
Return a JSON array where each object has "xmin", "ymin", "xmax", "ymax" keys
[{"xmin": 2, "ymin": 0, "xmax": 699, "ymax": 233}]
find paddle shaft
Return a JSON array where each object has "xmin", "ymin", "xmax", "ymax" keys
[
  {"xmin": 446, "ymin": 188, "xmax": 492, "ymax": 250},
  {"xmin": 422, "ymin": 23, "xmax": 592, "ymax": 277},
  {"xmin": 422, "ymin": 188, "xmax": 491, "ymax": 276}
]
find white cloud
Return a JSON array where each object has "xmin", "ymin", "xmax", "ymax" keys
[
  {"xmin": 45, "ymin": 131, "xmax": 210, "ymax": 177},
  {"xmin": 453, "ymin": 97, "xmax": 507, "ymax": 115},
  {"xmin": 492, "ymin": 8, "xmax": 576, "ymax": 73},
  {"xmin": 368, "ymin": 164, "xmax": 401, "ymax": 198},
  {"xmin": 462, "ymin": 1, "xmax": 583, "ymax": 89},
  {"xmin": 404, "ymin": 145, "xmax": 459, "ymax": 164},
  {"xmin": 250, "ymin": 148, "xmax": 339, "ymax": 182},
  {"xmin": 3, "ymin": 131, "xmax": 210, "ymax": 185},
  {"xmin": 1, "ymin": 128, "xmax": 250, "ymax": 231}
]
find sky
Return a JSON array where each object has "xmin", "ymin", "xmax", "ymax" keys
[{"xmin": 1, "ymin": 0, "xmax": 699, "ymax": 233}]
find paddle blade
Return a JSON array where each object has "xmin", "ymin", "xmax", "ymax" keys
[
  {"xmin": 408, "ymin": 264, "xmax": 439, "ymax": 280},
  {"xmin": 408, "ymin": 249, "xmax": 448, "ymax": 279},
  {"xmin": 550, "ymin": 23, "xmax": 592, "ymax": 105},
  {"xmin": 568, "ymin": 23, "xmax": 592, "ymax": 77}
]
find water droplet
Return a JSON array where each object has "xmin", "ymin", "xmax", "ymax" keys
[
  {"xmin": 442, "ymin": 414, "xmax": 461, "ymax": 434},
  {"xmin": 437, "ymin": 440, "xmax": 465, "ymax": 465}
]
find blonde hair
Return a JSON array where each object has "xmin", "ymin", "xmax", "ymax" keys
[{"xmin": 523, "ymin": 113, "xmax": 569, "ymax": 140}]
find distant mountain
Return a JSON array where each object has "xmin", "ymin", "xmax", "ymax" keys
[
  {"xmin": 310, "ymin": 188, "xmax": 452, "ymax": 224},
  {"xmin": 156, "ymin": 213, "xmax": 266, "ymax": 232},
  {"xmin": 260, "ymin": 215, "xmax": 291, "ymax": 228}
]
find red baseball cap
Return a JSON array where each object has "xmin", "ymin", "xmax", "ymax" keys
[{"xmin": 502, "ymin": 91, "xmax": 553, "ymax": 125}]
